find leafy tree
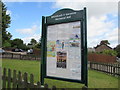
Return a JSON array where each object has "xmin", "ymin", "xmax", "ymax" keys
[
  {"xmin": 34, "ymin": 39, "xmax": 41, "ymax": 49},
  {"xmin": 34, "ymin": 43, "xmax": 41, "ymax": 49},
  {"xmin": 11, "ymin": 38, "xmax": 23, "ymax": 48},
  {"xmin": 11, "ymin": 38, "xmax": 28, "ymax": 50},
  {"xmin": 114, "ymin": 44, "xmax": 120, "ymax": 57},
  {"xmin": 100, "ymin": 40, "xmax": 110, "ymax": 45},
  {"xmin": 30, "ymin": 38, "xmax": 37, "ymax": 45},
  {"xmin": 102, "ymin": 50, "xmax": 117, "ymax": 56},
  {"xmin": 1, "ymin": 1, "xmax": 12, "ymax": 47},
  {"xmin": 19, "ymin": 44, "xmax": 28, "ymax": 50},
  {"xmin": 3, "ymin": 40, "xmax": 11, "ymax": 47}
]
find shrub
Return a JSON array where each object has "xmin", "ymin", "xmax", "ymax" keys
[{"xmin": 102, "ymin": 50, "xmax": 117, "ymax": 56}]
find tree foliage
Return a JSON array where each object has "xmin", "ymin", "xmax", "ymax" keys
[
  {"xmin": 32, "ymin": 39, "xmax": 40, "ymax": 49},
  {"xmin": 114, "ymin": 44, "xmax": 120, "ymax": 57},
  {"xmin": 100, "ymin": 40, "xmax": 110, "ymax": 45},
  {"xmin": 1, "ymin": 1, "xmax": 12, "ymax": 47},
  {"xmin": 11, "ymin": 38, "xmax": 28, "ymax": 50},
  {"xmin": 34, "ymin": 43, "xmax": 41, "ymax": 49},
  {"xmin": 30, "ymin": 38, "xmax": 37, "ymax": 45},
  {"xmin": 11, "ymin": 38, "xmax": 23, "ymax": 48},
  {"xmin": 102, "ymin": 50, "xmax": 117, "ymax": 56}
]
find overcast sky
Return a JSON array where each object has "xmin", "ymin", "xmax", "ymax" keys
[{"xmin": 3, "ymin": 0, "xmax": 119, "ymax": 48}]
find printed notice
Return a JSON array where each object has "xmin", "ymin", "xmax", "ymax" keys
[{"xmin": 47, "ymin": 21, "xmax": 81, "ymax": 80}]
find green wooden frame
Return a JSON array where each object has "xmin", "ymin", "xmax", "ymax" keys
[{"xmin": 41, "ymin": 7, "xmax": 88, "ymax": 87}]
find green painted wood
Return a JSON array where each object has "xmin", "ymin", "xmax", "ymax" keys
[
  {"xmin": 83, "ymin": 7, "xmax": 88, "ymax": 87},
  {"xmin": 46, "ymin": 8, "xmax": 84, "ymax": 25},
  {"xmin": 40, "ymin": 16, "xmax": 46, "ymax": 85},
  {"xmin": 41, "ymin": 7, "xmax": 88, "ymax": 87}
]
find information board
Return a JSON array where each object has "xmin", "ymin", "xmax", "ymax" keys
[
  {"xmin": 41, "ymin": 8, "xmax": 87, "ymax": 86},
  {"xmin": 47, "ymin": 21, "xmax": 81, "ymax": 80}
]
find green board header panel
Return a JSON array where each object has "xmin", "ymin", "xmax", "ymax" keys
[{"xmin": 46, "ymin": 9, "xmax": 84, "ymax": 25}]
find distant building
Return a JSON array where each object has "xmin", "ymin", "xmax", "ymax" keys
[
  {"xmin": 94, "ymin": 44, "xmax": 112, "ymax": 52},
  {"xmin": 88, "ymin": 48, "xmax": 95, "ymax": 52},
  {"xmin": 27, "ymin": 43, "xmax": 33, "ymax": 48}
]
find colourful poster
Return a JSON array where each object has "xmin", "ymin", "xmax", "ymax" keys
[{"xmin": 47, "ymin": 41, "xmax": 56, "ymax": 57}]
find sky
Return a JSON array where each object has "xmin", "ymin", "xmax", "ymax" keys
[{"xmin": 3, "ymin": 0, "xmax": 119, "ymax": 48}]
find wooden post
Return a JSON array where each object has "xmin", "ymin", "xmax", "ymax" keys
[
  {"xmin": 96, "ymin": 63, "xmax": 98, "ymax": 71},
  {"xmin": 11, "ymin": 53, "xmax": 13, "ymax": 59},
  {"xmin": 2, "ymin": 68, "xmax": 6, "ymax": 88},
  {"xmin": 7, "ymin": 69, "xmax": 11, "ymax": 88},
  {"xmin": 101, "ymin": 63, "xmax": 103, "ymax": 72},
  {"xmin": 30, "ymin": 74, "xmax": 34, "ymax": 89},
  {"xmin": 113, "ymin": 65, "xmax": 115, "ymax": 76},
  {"xmin": 108, "ymin": 64, "xmax": 110, "ymax": 74},
  {"xmin": 44, "ymin": 83, "xmax": 48, "ymax": 89},
  {"xmin": 107, "ymin": 63, "xmax": 108, "ymax": 73},
  {"xmin": 118, "ymin": 64, "xmax": 119, "ymax": 76},
  {"xmin": 103, "ymin": 63, "xmax": 105, "ymax": 72},
  {"xmin": 52, "ymin": 86, "xmax": 56, "ymax": 90},
  {"xmin": 89, "ymin": 62, "xmax": 91, "ymax": 69},
  {"xmin": 110, "ymin": 64, "xmax": 112, "ymax": 75},
  {"xmin": 13, "ymin": 70, "xmax": 17, "ymax": 88},
  {"xmin": 20, "ymin": 54, "xmax": 21, "ymax": 60},
  {"xmin": 37, "ymin": 81, "xmax": 41, "ymax": 88},
  {"xmin": 18, "ymin": 71, "xmax": 22, "ymax": 88},
  {"xmin": 23, "ymin": 72, "xmax": 28, "ymax": 88}
]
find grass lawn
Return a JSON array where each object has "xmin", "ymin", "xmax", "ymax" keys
[{"xmin": 2, "ymin": 59, "xmax": 118, "ymax": 88}]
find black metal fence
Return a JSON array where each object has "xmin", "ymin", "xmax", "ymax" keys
[
  {"xmin": 2, "ymin": 52, "xmax": 40, "ymax": 60},
  {"xmin": 89, "ymin": 62, "xmax": 120, "ymax": 76}
]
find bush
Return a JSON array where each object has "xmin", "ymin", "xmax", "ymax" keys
[
  {"xmin": 102, "ymin": 50, "xmax": 117, "ymax": 56},
  {"xmin": 89, "ymin": 50, "xmax": 118, "ymax": 56}
]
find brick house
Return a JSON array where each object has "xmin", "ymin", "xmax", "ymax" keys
[{"xmin": 94, "ymin": 44, "xmax": 112, "ymax": 52}]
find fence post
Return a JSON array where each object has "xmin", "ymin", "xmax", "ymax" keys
[
  {"xmin": 44, "ymin": 83, "xmax": 48, "ymax": 89},
  {"xmin": 90, "ymin": 62, "xmax": 92, "ymax": 69},
  {"xmin": 118, "ymin": 64, "xmax": 120, "ymax": 78},
  {"xmin": 13, "ymin": 70, "xmax": 17, "ymax": 88},
  {"xmin": 106, "ymin": 63, "xmax": 108, "ymax": 73},
  {"xmin": 18, "ymin": 71, "xmax": 22, "ymax": 88},
  {"xmin": 52, "ymin": 86, "xmax": 56, "ymax": 90},
  {"xmin": 101, "ymin": 63, "xmax": 102, "ymax": 72},
  {"xmin": 11, "ymin": 53, "xmax": 13, "ymax": 59},
  {"xmin": 96, "ymin": 62, "xmax": 98, "ymax": 70},
  {"xmin": 2, "ymin": 68, "xmax": 6, "ymax": 88},
  {"xmin": 89, "ymin": 62, "xmax": 91, "ymax": 69},
  {"xmin": 37, "ymin": 81, "xmax": 41, "ymax": 88},
  {"xmin": 23, "ymin": 72, "xmax": 28, "ymax": 88},
  {"xmin": 108, "ymin": 63, "xmax": 110, "ymax": 73},
  {"xmin": 7, "ymin": 69, "xmax": 11, "ymax": 88},
  {"xmin": 113, "ymin": 65, "xmax": 115, "ymax": 76},
  {"xmin": 20, "ymin": 54, "xmax": 21, "ymax": 59},
  {"xmin": 110, "ymin": 64, "xmax": 112, "ymax": 75},
  {"xmin": 30, "ymin": 74, "xmax": 34, "ymax": 89},
  {"xmin": 103, "ymin": 63, "xmax": 105, "ymax": 72}
]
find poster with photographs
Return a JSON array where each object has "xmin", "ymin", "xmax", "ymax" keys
[
  {"xmin": 47, "ymin": 41, "xmax": 56, "ymax": 57},
  {"xmin": 47, "ymin": 21, "xmax": 81, "ymax": 80}
]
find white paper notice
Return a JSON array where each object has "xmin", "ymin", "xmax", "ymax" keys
[{"xmin": 47, "ymin": 21, "xmax": 81, "ymax": 80}]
